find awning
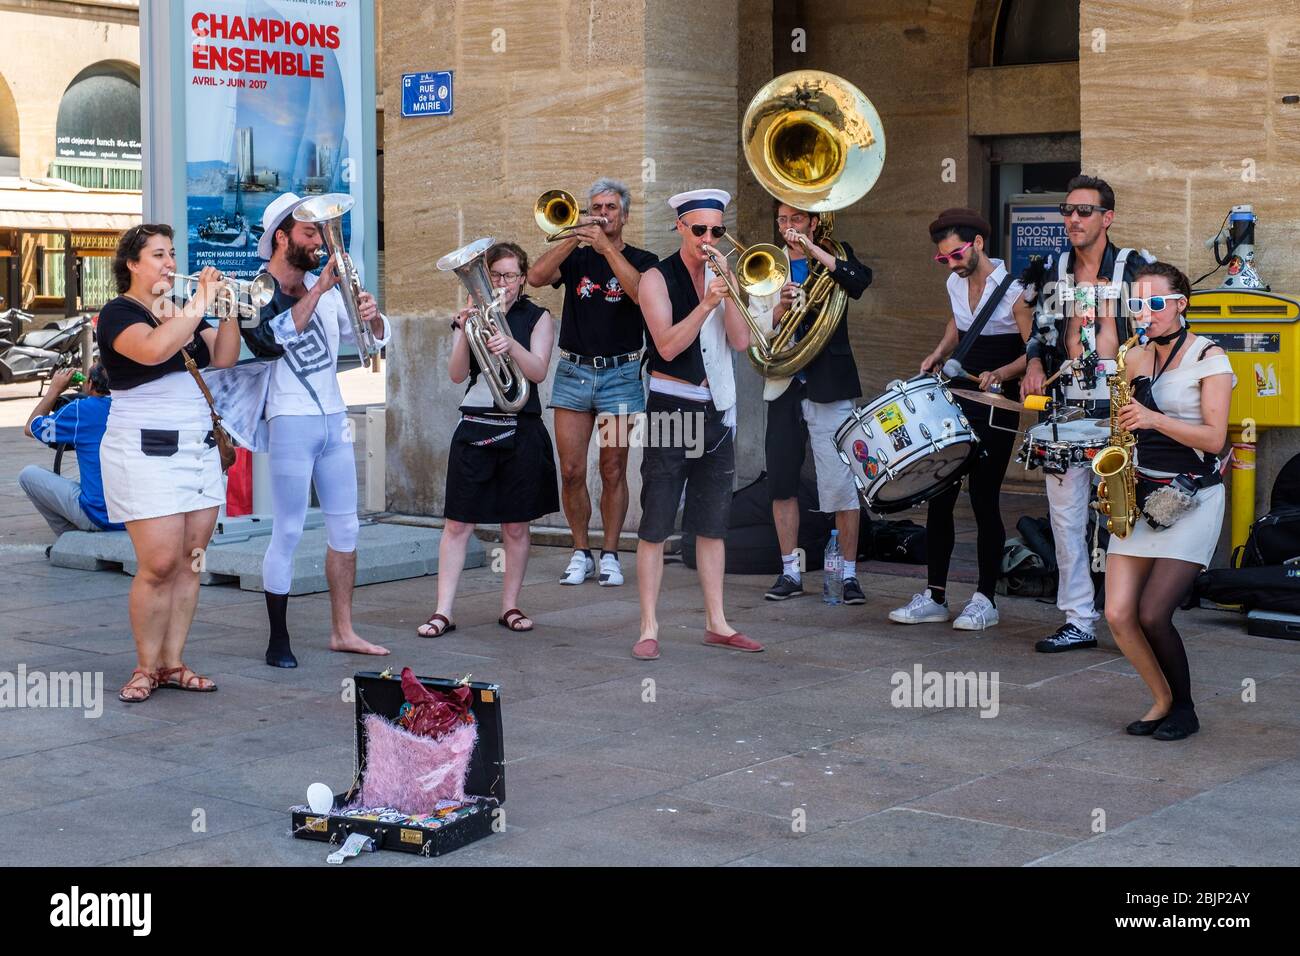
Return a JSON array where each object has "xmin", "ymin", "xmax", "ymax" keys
[{"xmin": 0, "ymin": 177, "xmax": 142, "ymax": 232}]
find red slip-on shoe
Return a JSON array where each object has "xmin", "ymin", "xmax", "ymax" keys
[
  {"xmin": 703, "ymin": 630, "xmax": 764, "ymax": 653},
  {"xmin": 632, "ymin": 638, "xmax": 660, "ymax": 661}
]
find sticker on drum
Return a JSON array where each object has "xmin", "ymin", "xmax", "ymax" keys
[
  {"xmin": 875, "ymin": 403, "xmax": 906, "ymax": 432},
  {"xmin": 890, "ymin": 425, "xmax": 913, "ymax": 452},
  {"xmin": 852, "ymin": 439, "xmax": 871, "ymax": 463},
  {"xmin": 864, "ymin": 455, "xmax": 880, "ymax": 480}
]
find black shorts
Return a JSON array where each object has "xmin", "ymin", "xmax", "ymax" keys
[
  {"xmin": 765, "ymin": 379, "xmax": 808, "ymax": 500},
  {"xmin": 444, "ymin": 414, "xmax": 560, "ymax": 524},
  {"xmin": 638, "ymin": 391, "xmax": 735, "ymax": 543}
]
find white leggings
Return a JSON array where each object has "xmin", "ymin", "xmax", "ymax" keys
[{"xmin": 262, "ymin": 412, "xmax": 360, "ymax": 595}]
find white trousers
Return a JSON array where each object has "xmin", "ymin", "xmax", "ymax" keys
[{"xmin": 1044, "ymin": 465, "xmax": 1099, "ymax": 632}]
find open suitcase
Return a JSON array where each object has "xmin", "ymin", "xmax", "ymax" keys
[{"xmin": 290, "ymin": 671, "xmax": 505, "ymax": 858}]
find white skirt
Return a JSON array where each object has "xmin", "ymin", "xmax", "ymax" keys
[
  {"xmin": 100, "ymin": 425, "xmax": 226, "ymax": 523},
  {"xmin": 1107, "ymin": 483, "xmax": 1225, "ymax": 569}
]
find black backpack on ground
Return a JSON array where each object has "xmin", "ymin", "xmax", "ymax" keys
[
  {"xmin": 1195, "ymin": 564, "xmax": 1300, "ymax": 615},
  {"xmin": 681, "ymin": 472, "xmax": 833, "ymax": 574},
  {"xmin": 1233, "ymin": 453, "xmax": 1300, "ymax": 568}
]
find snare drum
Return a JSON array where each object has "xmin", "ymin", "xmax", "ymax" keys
[
  {"xmin": 1017, "ymin": 418, "xmax": 1111, "ymax": 475},
  {"xmin": 834, "ymin": 374, "xmax": 978, "ymax": 513}
]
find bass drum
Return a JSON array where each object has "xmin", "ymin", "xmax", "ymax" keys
[{"xmin": 834, "ymin": 374, "xmax": 979, "ymax": 514}]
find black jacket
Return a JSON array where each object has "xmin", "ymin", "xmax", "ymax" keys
[{"xmin": 790, "ymin": 240, "xmax": 872, "ymax": 404}]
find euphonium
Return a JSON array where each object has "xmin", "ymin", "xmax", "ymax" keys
[
  {"xmin": 436, "ymin": 237, "xmax": 530, "ymax": 414},
  {"xmin": 739, "ymin": 70, "xmax": 886, "ymax": 378},
  {"xmin": 293, "ymin": 193, "xmax": 383, "ymax": 371},
  {"xmin": 1091, "ymin": 331, "xmax": 1147, "ymax": 538}
]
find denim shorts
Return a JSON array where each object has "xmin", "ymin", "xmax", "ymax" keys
[{"xmin": 548, "ymin": 357, "xmax": 646, "ymax": 415}]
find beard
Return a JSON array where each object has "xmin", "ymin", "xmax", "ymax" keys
[
  {"xmin": 955, "ymin": 247, "xmax": 981, "ymax": 278},
  {"xmin": 286, "ymin": 235, "xmax": 322, "ymax": 272}
]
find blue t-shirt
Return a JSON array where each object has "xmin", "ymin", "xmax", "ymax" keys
[
  {"xmin": 30, "ymin": 395, "xmax": 123, "ymax": 531},
  {"xmin": 789, "ymin": 257, "xmax": 810, "ymax": 286},
  {"xmin": 788, "ymin": 258, "xmax": 811, "ymax": 382}
]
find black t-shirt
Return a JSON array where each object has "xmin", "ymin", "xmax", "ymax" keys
[
  {"xmin": 553, "ymin": 243, "xmax": 658, "ymax": 357},
  {"xmin": 462, "ymin": 296, "xmax": 546, "ymax": 416},
  {"xmin": 97, "ymin": 296, "xmax": 211, "ymax": 390}
]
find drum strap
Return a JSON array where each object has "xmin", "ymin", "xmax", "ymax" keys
[{"xmin": 950, "ymin": 272, "xmax": 1016, "ymax": 370}]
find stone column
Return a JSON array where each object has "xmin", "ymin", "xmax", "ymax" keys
[{"xmin": 381, "ymin": 0, "xmax": 760, "ymax": 523}]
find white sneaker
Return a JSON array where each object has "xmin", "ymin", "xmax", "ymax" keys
[
  {"xmin": 889, "ymin": 589, "xmax": 950, "ymax": 624},
  {"xmin": 953, "ymin": 592, "xmax": 999, "ymax": 630},
  {"xmin": 560, "ymin": 550, "xmax": 595, "ymax": 585},
  {"xmin": 598, "ymin": 552, "xmax": 624, "ymax": 586}
]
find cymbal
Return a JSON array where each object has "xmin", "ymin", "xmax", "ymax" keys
[{"xmin": 950, "ymin": 388, "xmax": 1027, "ymax": 413}]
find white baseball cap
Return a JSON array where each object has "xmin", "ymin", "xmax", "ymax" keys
[{"xmin": 257, "ymin": 192, "xmax": 308, "ymax": 262}]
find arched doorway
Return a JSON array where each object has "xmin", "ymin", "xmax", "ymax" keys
[
  {"xmin": 0, "ymin": 71, "xmax": 17, "ymax": 175},
  {"xmin": 972, "ymin": 0, "xmax": 1081, "ymax": 270},
  {"xmin": 52, "ymin": 59, "xmax": 142, "ymax": 190}
]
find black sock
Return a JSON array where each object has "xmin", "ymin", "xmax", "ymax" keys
[
  {"xmin": 265, "ymin": 591, "xmax": 296, "ymax": 666},
  {"xmin": 580, "ymin": 548, "xmax": 594, "ymax": 561},
  {"xmin": 601, "ymin": 549, "xmax": 617, "ymax": 559},
  {"xmin": 929, "ymin": 586, "xmax": 946, "ymax": 605}
]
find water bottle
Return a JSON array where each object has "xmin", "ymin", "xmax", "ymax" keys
[{"xmin": 823, "ymin": 530, "xmax": 843, "ymax": 605}]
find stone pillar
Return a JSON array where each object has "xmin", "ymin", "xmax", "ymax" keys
[{"xmin": 381, "ymin": 0, "xmax": 758, "ymax": 522}]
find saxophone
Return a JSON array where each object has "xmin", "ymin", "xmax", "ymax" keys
[{"xmin": 1091, "ymin": 331, "xmax": 1146, "ymax": 538}]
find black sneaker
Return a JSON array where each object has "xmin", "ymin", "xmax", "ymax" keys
[
  {"xmin": 1034, "ymin": 623, "xmax": 1098, "ymax": 653},
  {"xmin": 842, "ymin": 577, "xmax": 866, "ymax": 605},
  {"xmin": 765, "ymin": 574, "xmax": 804, "ymax": 601}
]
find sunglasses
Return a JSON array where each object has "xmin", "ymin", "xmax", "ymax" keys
[
  {"xmin": 1059, "ymin": 203, "xmax": 1109, "ymax": 218},
  {"xmin": 685, "ymin": 223, "xmax": 727, "ymax": 239},
  {"xmin": 933, "ymin": 240, "xmax": 974, "ymax": 265},
  {"xmin": 1127, "ymin": 294, "xmax": 1185, "ymax": 313}
]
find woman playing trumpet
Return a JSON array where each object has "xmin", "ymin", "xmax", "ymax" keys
[
  {"xmin": 97, "ymin": 224, "xmax": 242, "ymax": 702},
  {"xmin": 419, "ymin": 241, "xmax": 559, "ymax": 638}
]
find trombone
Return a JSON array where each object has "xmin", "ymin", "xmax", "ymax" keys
[
  {"xmin": 169, "ymin": 269, "xmax": 274, "ymax": 320},
  {"xmin": 534, "ymin": 189, "xmax": 609, "ymax": 242},
  {"xmin": 699, "ymin": 233, "xmax": 790, "ymax": 364}
]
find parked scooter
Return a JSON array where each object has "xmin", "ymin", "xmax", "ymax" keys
[{"xmin": 0, "ymin": 312, "xmax": 96, "ymax": 393}]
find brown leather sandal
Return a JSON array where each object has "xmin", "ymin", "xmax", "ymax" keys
[
  {"xmin": 498, "ymin": 608, "xmax": 533, "ymax": 632},
  {"xmin": 156, "ymin": 664, "xmax": 218, "ymax": 692},
  {"xmin": 417, "ymin": 612, "xmax": 456, "ymax": 638},
  {"xmin": 118, "ymin": 667, "xmax": 158, "ymax": 704}
]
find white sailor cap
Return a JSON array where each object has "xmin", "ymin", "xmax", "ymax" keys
[{"xmin": 668, "ymin": 188, "xmax": 731, "ymax": 222}]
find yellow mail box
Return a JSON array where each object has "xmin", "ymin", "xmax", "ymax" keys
[{"xmin": 1187, "ymin": 290, "xmax": 1299, "ymax": 428}]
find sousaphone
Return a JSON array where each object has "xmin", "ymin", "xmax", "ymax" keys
[{"xmin": 741, "ymin": 70, "xmax": 886, "ymax": 379}]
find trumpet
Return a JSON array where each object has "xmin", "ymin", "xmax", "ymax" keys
[
  {"xmin": 437, "ymin": 237, "xmax": 531, "ymax": 414},
  {"xmin": 699, "ymin": 232, "xmax": 790, "ymax": 364},
  {"xmin": 169, "ymin": 269, "xmax": 274, "ymax": 320},
  {"xmin": 534, "ymin": 189, "xmax": 609, "ymax": 242},
  {"xmin": 294, "ymin": 193, "xmax": 383, "ymax": 371}
]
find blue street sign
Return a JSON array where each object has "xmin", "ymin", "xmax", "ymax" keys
[{"xmin": 400, "ymin": 71, "xmax": 454, "ymax": 117}]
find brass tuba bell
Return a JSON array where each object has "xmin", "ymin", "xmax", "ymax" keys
[{"xmin": 740, "ymin": 70, "xmax": 886, "ymax": 379}]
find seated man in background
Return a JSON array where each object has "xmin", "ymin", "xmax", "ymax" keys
[{"xmin": 19, "ymin": 364, "xmax": 124, "ymax": 539}]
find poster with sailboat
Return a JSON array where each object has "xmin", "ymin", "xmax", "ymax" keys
[{"xmin": 183, "ymin": 0, "xmax": 369, "ymax": 281}]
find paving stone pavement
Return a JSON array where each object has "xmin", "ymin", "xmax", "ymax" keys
[{"xmin": 2, "ymin": 387, "xmax": 1298, "ymax": 867}]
